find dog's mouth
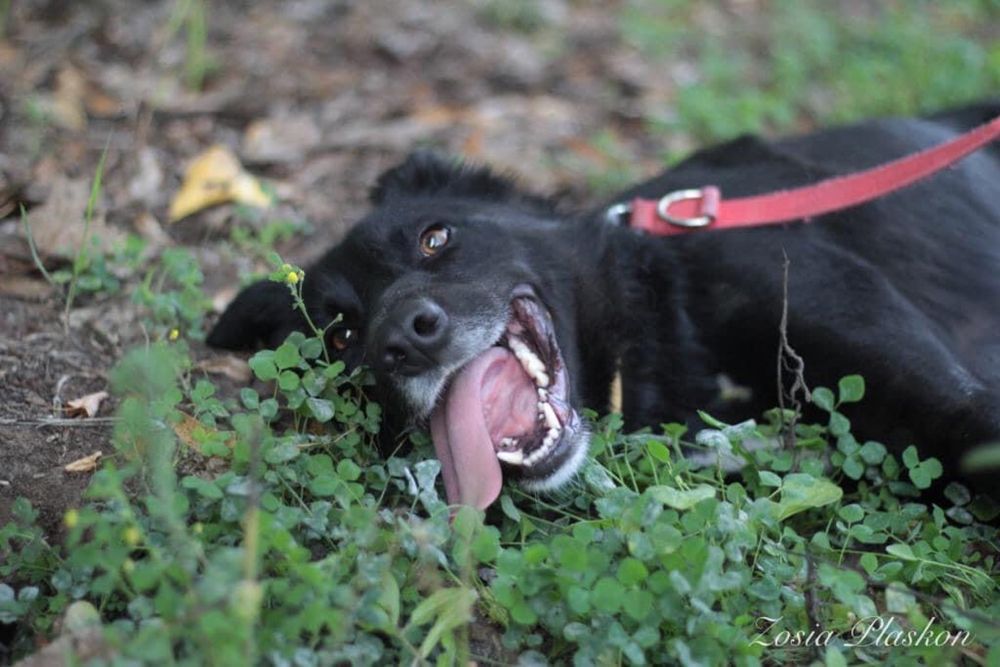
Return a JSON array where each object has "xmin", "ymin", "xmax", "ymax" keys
[{"xmin": 428, "ymin": 287, "xmax": 586, "ymax": 509}]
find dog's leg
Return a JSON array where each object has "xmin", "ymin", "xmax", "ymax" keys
[{"xmin": 784, "ymin": 271, "xmax": 1000, "ymax": 467}]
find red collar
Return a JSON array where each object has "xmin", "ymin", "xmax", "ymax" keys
[{"xmin": 612, "ymin": 114, "xmax": 1000, "ymax": 236}]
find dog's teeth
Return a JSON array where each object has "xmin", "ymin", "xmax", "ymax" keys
[
  {"xmin": 499, "ymin": 437, "xmax": 519, "ymax": 450},
  {"xmin": 508, "ymin": 336, "xmax": 550, "ymax": 387},
  {"xmin": 537, "ymin": 388, "xmax": 548, "ymax": 400},
  {"xmin": 496, "ymin": 450, "xmax": 525, "ymax": 465},
  {"xmin": 541, "ymin": 402, "xmax": 560, "ymax": 430},
  {"xmin": 525, "ymin": 428, "xmax": 562, "ymax": 466},
  {"xmin": 526, "ymin": 442, "xmax": 547, "ymax": 465},
  {"xmin": 508, "ymin": 336, "xmax": 530, "ymax": 358}
]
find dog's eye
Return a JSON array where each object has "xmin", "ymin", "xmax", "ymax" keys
[
  {"xmin": 419, "ymin": 224, "xmax": 450, "ymax": 256},
  {"xmin": 331, "ymin": 328, "xmax": 356, "ymax": 351}
]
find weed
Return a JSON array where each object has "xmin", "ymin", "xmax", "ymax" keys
[
  {"xmin": 622, "ymin": 0, "xmax": 1000, "ymax": 144},
  {"xmin": 19, "ymin": 148, "xmax": 144, "ymax": 322},
  {"xmin": 164, "ymin": 0, "xmax": 216, "ymax": 91},
  {"xmin": 4, "ymin": 5, "xmax": 1000, "ymax": 663},
  {"xmin": 0, "ymin": 0, "xmax": 10, "ymax": 38},
  {"xmin": 553, "ymin": 129, "xmax": 646, "ymax": 199},
  {"xmin": 133, "ymin": 247, "xmax": 211, "ymax": 340},
  {"xmin": 19, "ymin": 204, "xmax": 56, "ymax": 289},
  {"xmin": 57, "ymin": 143, "xmax": 110, "ymax": 330},
  {"xmin": 229, "ymin": 215, "xmax": 310, "ymax": 266},
  {"xmin": 3, "ymin": 294, "xmax": 998, "ymax": 665},
  {"xmin": 475, "ymin": 0, "xmax": 550, "ymax": 33}
]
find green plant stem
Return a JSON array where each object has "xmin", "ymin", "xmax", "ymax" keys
[
  {"xmin": 64, "ymin": 141, "xmax": 110, "ymax": 332},
  {"xmin": 19, "ymin": 204, "xmax": 56, "ymax": 288}
]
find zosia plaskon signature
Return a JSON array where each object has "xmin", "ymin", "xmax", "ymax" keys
[{"xmin": 750, "ymin": 616, "xmax": 973, "ymax": 648}]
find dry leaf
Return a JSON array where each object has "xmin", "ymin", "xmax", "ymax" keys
[
  {"xmin": 65, "ymin": 390, "xmax": 109, "ymax": 418},
  {"xmin": 173, "ymin": 412, "xmax": 235, "ymax": 455},
  {"xmin": 242, "ymin": 113, "xmax": 321, "ymax": 164},
  {"xmin": 84, "ymin": 86, "xmax": 123, "ymax": 118},
  {"xmin": 169, "ymin": 145, "xmax": 271, "ymax": 222},
  {"xmin": 127, "ymin": 147, "xmax": 164, "ymax": 206},
  {"xmin": 133, "ymin": 212, "xmax": 173, "ymax": 249},
  {"xmin": 21, "ymin": 175, "xmax": 123, "ymax": 260},
  {"xmin": 211, "ymin": 286, "xmax": 238, "ymax": 313},
  {"xmin": 65, "ymin": 451, "xmax": 102, "ymax": 473},
  {"xmin": 51, "ymin": 65, "xmax": 87, "ymax": 131},
  {"xmin": 0, "ymin": 275, "xmax": 53, "ymax": 300},
  {"xmin": 195, "ymin": 355, "xmax": 251, "ymax": 383}
]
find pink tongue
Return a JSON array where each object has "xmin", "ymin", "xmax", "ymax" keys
[{"xmin": 429, "ymin": 347, "xmax": 535, "ymax": 509}]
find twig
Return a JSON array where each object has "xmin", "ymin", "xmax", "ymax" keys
[
  {"xmin": 0, "ymin": 417, "xmax": 118, "ymax": 426},
  {"xmin": 803, "ymin": 547, "xmax": 822, "ymax": 661},
  {"xmin": 776, "ymin": 249, "xmax": 810, "ymax": 447}
]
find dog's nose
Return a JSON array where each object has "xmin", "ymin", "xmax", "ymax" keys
[{"xmin": 379, "ymin": 298, "xmax": 450, "ymax": 375}]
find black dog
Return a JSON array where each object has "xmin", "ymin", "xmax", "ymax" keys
[{"xmin": 209, "ymin": 102, "xmax": 1000, "ymax": 507}]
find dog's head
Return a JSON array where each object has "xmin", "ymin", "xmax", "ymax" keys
[{"xmin": 208, "ymin": 151, "xmax": 590, "ymax": 509}]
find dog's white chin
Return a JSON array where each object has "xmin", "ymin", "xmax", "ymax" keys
[
  {"xmin": 519, "ymin": 427, "xmax": 591, "ymax": 492},
  {"xmin": 397, "ymin": 373, "xmax": 449, "ymax": 419}
]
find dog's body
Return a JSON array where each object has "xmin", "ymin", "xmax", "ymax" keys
[{"xmin": 209, "ymin": 102, "xmax": 1000, "ymax": 506}]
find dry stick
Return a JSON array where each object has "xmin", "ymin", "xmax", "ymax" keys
[
  {"xmin": 803, "ymin": 547, "xmax": 823, "ymax": 663},
  {"xmin": 776, "ymin": 249, "xmax": 810, "ymax": 448},
  {"xmin": 0, "ymin": 417, "xmax": 118, "ymax": 426}
]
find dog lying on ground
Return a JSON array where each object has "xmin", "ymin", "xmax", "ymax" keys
[{"xmin": 208, "ymin": 102, "xmax": 1000, "ymax": 507}]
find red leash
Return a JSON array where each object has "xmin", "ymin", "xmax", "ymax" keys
[{"xmin": 615, "ymin": 114, "xmax": 1000, "ymax": 236}]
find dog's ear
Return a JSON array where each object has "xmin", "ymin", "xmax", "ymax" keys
[
  {"xmin": 206, "ymin": 280, "xmax": 306, "ymax": 351},
  {"xmin": 370, "ymin": 150, "xmax": 519, "ymax": 205}
]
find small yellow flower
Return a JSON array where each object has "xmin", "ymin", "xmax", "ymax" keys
[
  {"xmin": 64, "ymin": 509, "xmax": 80, "ymax": 529},
  {"xmin": 168, "ymin": 328, "xmax": 180, "ymax": 341},
  {"xmin": 286, "ymin": 271, "xmax": 299, "ymax": 285},
  {"xmin": 123, "ymin": 526, "xmax": 142, "ymax": 546},
  {"xmin": 192, "ymin": 522, "xmax": 204, "ymax": 535}
]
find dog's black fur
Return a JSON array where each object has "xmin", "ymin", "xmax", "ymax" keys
[{"xmin": 209, "ymin": 102, "xmax": 1000, "ymax": 497}]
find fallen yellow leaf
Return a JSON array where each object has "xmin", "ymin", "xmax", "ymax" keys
[
  {"xmin": 65, "ymin": 451, "xmax": 102, "ymax": 473},
  {"xmin": 169, "ymin": 145, "xmax": 271, "ymax": 222},
  {"xmin": 65, "ymin": 390, "xmax": 109, "ymax": 418}
]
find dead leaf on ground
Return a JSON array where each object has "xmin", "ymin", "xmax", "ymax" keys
[
  {"xmin": 51, "ymin": 65, "xmax": 87, "ymax": 131},
  {"xmin": 173, "ymin": 411, "xmax": 235, "ymax": 455},
  {"xmin": 169, "ymin": 145, "xmax": 272, "ymax": 222},
  {"xmin": 0, "ymin": 163, "xmax": 28, "ymax": 219},
  {"xmin": 211, "ymin": 286, "xmax": 238, "ymax": 313},
  {"xmin": 133, "ymin": 212, "xmax": 173, "ymax": 250},
  {"xmin": 65, "ymin": 390, "xmax": 109, "ymax": 418},
  {"xmin": 127, "ymin": 147, "xmax": 164, "ymax": 206},
  {"xmin": 65, "ymin": 451, "xmax": 102, "ymax": 473},
  {"xmin": 195, "ymin": 354, "xmax": 251, "ymax": 383},
  {"xmin": 242, "ymin": 113, "xmax": 321, "ymax": 164},
  {"xmin": 20, "ymin": 175, "xmax": 124, "ymax": 260},
  {"xmin": 0, "ymin": 275, "xmax": 53, "ymax": 300},
  {"xmin": 84, "ymin": 85, "xmax": 123, "ymax": 118}
]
